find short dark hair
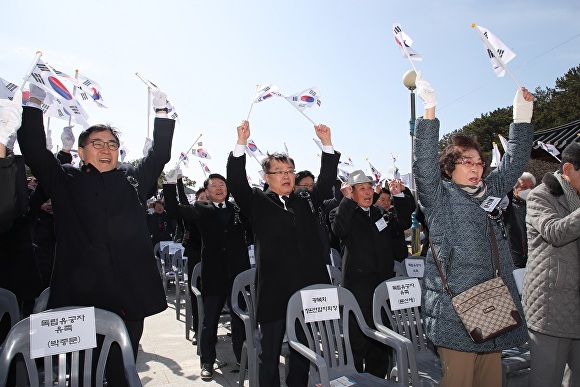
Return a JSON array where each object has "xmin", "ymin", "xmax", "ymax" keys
[
  {"xmin": 261, "ymin": 152, "xmax": 295, "ymax": 172},
  {"xmin": 78, "ymin": 124, "xmax": 121, "ymax": 148},
  {"xmin": 295, "ymin": 170, "xmax": 315, "ymax": 185},
  {"xmin": 154, "ymin": 200, "xmax": 164, "ymax": 207},
  {"xmin": 380, "ymin": 187, "xmax": 391, "ymax": 196},
  {"xmin": 203, "ymin": 173, "xmax": 227, "ymax": 189},
  {"xmin": 439, "ymin": 134, "xmax": 484, "ymax": 179},
  {"xmin": 560, "ymin": 141, "xmax": 580, "ymax": 173},
  {"xmin": 195, "ymin": 187, "xmax": 206, "ymax": 199}
]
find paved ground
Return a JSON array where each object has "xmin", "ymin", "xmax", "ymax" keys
[{"xmin": 136, "ymin": 289, "xmax": 247, "ymax": 386}]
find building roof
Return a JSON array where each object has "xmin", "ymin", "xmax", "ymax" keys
[{"xmin": 532, "ymin": 119, "xmax": 580, "ymax": 161}]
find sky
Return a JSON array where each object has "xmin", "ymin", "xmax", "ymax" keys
[{"xmin": 2, "ymin": 0, "xmax": 579, "ymax": 188}]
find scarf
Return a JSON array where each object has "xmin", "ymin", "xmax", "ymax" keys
[
  {"xmin": 555, "ymin": 171, "xmax": 580, "ymax": 212},
  {"xmin": 457, "ymin": 180, "xmax": 488, "ymax": 199}
]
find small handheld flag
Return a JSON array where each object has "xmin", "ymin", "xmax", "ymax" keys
[{"xmin": 471, "ymin": 23, "xmax": 520, "ymax": 88}]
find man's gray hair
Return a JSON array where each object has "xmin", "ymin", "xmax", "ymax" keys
[{"xmin": 514, "ymin": 172, "xmax": 536, "ymax": 188}]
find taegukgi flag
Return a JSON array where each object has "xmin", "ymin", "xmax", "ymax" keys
[
  {"xmin": 285, "ymin": 87, "xmax": 321, "ymax": 111},
  {"xmin": 392, "ymin": 23, "xmax": 422, "ymax": 61},
  {"xmin": 474, "ymin": 25, "xmax": 516, "ymax": 77}
]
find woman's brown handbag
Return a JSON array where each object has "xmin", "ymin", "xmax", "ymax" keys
[{"xmin": 431, "ymin": 218, "xmax": 522, "ymax": 343}]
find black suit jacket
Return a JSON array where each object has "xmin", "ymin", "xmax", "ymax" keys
[
  {"xmin": 163, "ymin": 183, "xmax": 251, "ymax": 296},
  {"xmin": 18, "ymin": 106, "xmax": 172, "ymax": 320},
  {"xmin": 330, "ymin": 195, "xmax": 414, "ymax": 308},
  {"xmin": 227, "ymin": 151, "xmax": 340, "ymax": 322}
]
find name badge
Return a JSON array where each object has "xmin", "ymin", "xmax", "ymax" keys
[
  {"xmin": 480, "ymin": 196, "xmax": 501, "ymax": 212},
  {"xmin": 375, "ymin": 217, "xmax": 388, "ymax": 232}
]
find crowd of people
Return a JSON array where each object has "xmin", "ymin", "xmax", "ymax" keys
[{"xmin": 0, "ymin": 72, "xmax": 579, "ymax": 387}]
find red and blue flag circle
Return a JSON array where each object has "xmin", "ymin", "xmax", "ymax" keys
[
  {"xmin": 300, "ymin": 96, "xmax": 314, "ymax": 103},
  {"xmin": 48, "ymin": 76, "xmax": 73, "ymax": 100}
]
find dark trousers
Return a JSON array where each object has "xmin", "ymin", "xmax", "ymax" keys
[
  {"xmin": 349, "ymin": 306, "xmax": 391, "ymax": 378},
  {"xmin": 259, "ymin": 318, "xmax": 310, "ymax": 387},
  {"xmin": 200, "ymin": 294, "xmax": 244, "ymax": 365}
]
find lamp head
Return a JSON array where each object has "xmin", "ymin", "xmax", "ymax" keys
[{"xmin": 403, "ymin": 70, "xmax": 417, "ymax": 91}]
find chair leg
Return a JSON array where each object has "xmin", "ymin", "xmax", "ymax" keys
[{"xmin": 239, "ymin": 345, "xmax": 248, "ymax": 386}]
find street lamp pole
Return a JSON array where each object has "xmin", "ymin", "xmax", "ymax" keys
[{"xmin": 403, "ymin": 70, "xmax": 421, "ymax": 255}]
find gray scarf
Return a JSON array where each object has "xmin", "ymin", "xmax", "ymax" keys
[
  {"xmin": 457, "ymin": 180, "xmax": 488, "ymax": 199},
  {"xmin": 555, "ymin": 171, "xmax": 580, "ymax": 212}
]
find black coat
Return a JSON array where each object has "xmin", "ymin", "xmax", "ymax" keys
[
  {"xmin": 227, "ymin": 151, "xmax": 340, "ymax": 322},
  {"xmin": 18, "ymin": 106, "xmax": 173, "ymax": 320},
  {"xmin": 0, "ymin": 149, "xmax": 16, "ymax": 234},
  {"xmin": 330, "ymin": 195, "xmax": 414, "ymax": 308},
  {"xmin": 163, "ymin": 183, "xmax": 251, "ymax": 296}
]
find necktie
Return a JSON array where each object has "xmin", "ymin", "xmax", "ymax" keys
[
  {"xmin": 218, "ymin": 203, "xmax": 224, "ymax": 209},
  {"xmin": 281, "ymin": 196, "xmax": 289, "ymax": 210}
]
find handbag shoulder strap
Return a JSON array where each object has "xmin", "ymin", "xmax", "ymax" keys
[
  {"xmin": 429, "ymin": 238, "xmax": 453, "ymax": 297},
  {"xmin": 431, "ymin": 217, "xmax": 502, "ymax": 297},
  {"xmin": 487, "ymin": 217, "xmax": 501, "ymax": 276}
]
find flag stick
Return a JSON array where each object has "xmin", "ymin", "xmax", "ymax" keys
[
  {"xmin": 21, "ymin": 51, "xmax": 42, "ymax": 90},
  {"xmin": 135, "ymin": 72, "xmax": 151, "ymax": 88},
  {"xmin": 471, "ymin": 23, "xmax": 521, "ymax": 89},
  {"xmin": 147, "ymin": 87, "xmax": 151, "ymax": 138},
  {"xmin": 285, "ymin": 99, "xmax": 317, "ymax": 125},
  {"xmin": 67, "ymin": 70, "xmax": 79, "ymax": 128},
  {"xmin": 199, "ymin": 160, "xmax": 208, "ymax": 178},
  {"xmin": 246, "ymin": 84, "xmax": 260, "ymax": 121},
  {"xmin": 176, "ymin": 133, "xmax": 203, "ymax": 169}
]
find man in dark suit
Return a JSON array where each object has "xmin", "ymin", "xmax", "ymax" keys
[
  {"xmin": 330, "ymin": 170, "xmax": 414, "ymax": 378},
  {"xmin": 227, "ymin": 120, "xmax": 340, "ymax": 387},
  {"xmin": 163, "ymin": 173, "xmax": 252, "ymax": 380}
]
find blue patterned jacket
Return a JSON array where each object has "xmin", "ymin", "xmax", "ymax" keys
[{"xmin": 413, "ymin": 117, "xmax": 532, "ymax": 352}]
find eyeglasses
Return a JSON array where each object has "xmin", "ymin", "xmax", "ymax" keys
[
  {"xmin": 88, "ymin": 139, "xmax": 119, "ymax": 151},
  {"xmin": 266, "ymin": 170, "xmax": 295, "ymax": 177},
  {"xmin": 455, "ymin": 158, "xmax": 485, "ymax": 169},
  {"xmin": 298, "ymin": 183, "xmax": 314, "ymax": 189}
]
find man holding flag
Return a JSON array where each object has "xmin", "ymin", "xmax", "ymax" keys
[
  {"xmin": 18, "ymin": 84, "xmax": 175, "ymax": 386},
  {"xmin": 227, "ymin": 120, "xmax": 339, "ymax": 387}
]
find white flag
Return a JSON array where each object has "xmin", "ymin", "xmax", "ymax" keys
[
  {"xmin": 393, "ymin": 23, "xmax": 422, "ymax": 61},
  {"xmin": 119, "ymin": 142, "xmax": 129, "ymax": 162},
  {"xmin": 490, "ymin": 142, "xmax": 502, "ymax": 168},
  {"xmin": 193, "ymin": 141, "xmax": 211, "ymax": 159},
  {"xmin": 537, "ymin": 141, "xmax": 560, "ymax": 157},
  {"xmin": 200, "ymin": 161, "xmax": 211, "ymax": 174},
  {"xmin": 254, "ymin": 84, "xmax": 280, "ymax": 103},
  {"xmin": 76, "ymin": 72, "xmax": 106, "ymax": 108},
  {"xmin": 0, "ymin": 77, "xmax": 18, "ymax": 100},
  {"xmin": 498, "ymin": 134, "xmax": 509, "ymax": 153},
  {"xmin": 28, "ymin": 59, "xmax": 90, "ymax": 126},
  {"xmin": 312, "ymin": 138, "xmax": 323, "ymax": 151},
  {"xmin": 285, "ymin": 87, "xmax": 321, "ymax": 111},
  {"xmin": 475, "ymin": 25, "xmax": 516, "ymax": 77},
  {"xmin": 40, "ymin": 93, "xmax": 90, "ymax": 127},
  {"xmin": 246, "ymin": 139, "xmax": 266, "ymax": 160},
  {"xmin": 366, "ymin": 159, "xmax": 383, "ymax": 183}
]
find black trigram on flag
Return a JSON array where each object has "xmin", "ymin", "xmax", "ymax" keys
[
  {"xmin": 79, "ymin": 92, "xmax": 89, "ymax": 101},
  {"xmin": 31, "ymin": 73, "xmax": 45, "ymax": 85},
  {"xmin": 316, "ymin": 99, "xmax": 322, "ymax": 107},
  {"xmin": 5, "ymin": 82, "xmax": 17, "ymax": 92},
  {"xmin": 36, "ymin": 63, "xmax": 50, "ymax": 72},
  {"xmin": 308, "ymin": 90, "xmax": 317, "ymax": 97},
  {"xmin": 170, "ymin": 112, "xmax": 178, "ymax": 120},
  {"xmin": 83, "ymin": 80, "xmax": 91, "ymax": 87},
  {"xmin": 393, "ymin": 25, "xmax": 402, "ymax": 34},
  {"xmin": 69, "ymin": 105, "xmax": 81, "ymax": 115},
  {"xmin": 41, "ymin": 104, "xmax": 50, "ymax": 114},
  {"xmin": 487, "ymin": 48, "xmax": 504, "ymax": 59}
]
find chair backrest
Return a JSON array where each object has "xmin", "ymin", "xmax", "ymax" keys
[
  {"xmin": 153, "ymin": 242, "xmax": 162, "ymax": 258},
  {"xmin": 32, "ymin": 287, "xmax": 51, "ymax": 314},
  {"xmin": 0, "ymin": 306, "xmax": 142, "ymax": 387},
  {"xmin": 286, "ymin": 284, "xmax": 409, "ymax": 386},
  {"xmin": 0, "ymin": 288, "xmax": 20, "ymax": 345},
  {"xmin": 326, "ymin": 264, "xmax": 342, "ymax": 286},
  {"xmin": 373, "ymin": 277, "xmax": 428, "ymax": 354},
  {"xmin": 329, "ymin": 248, "xmax": 342, "ymax": 269}
]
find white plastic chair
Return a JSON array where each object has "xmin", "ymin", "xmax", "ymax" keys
[
  {"xmin": 190, "ymin": 263, "xmax": 203, "ymax": 356},
  {"xmin": 0, "ymin": 306, "xmax": 142, "ymax": 387},
  {"xmin": 326, "ymin": 264, "xmax": 342, "ymax": 286},
  {"xmin": 33, "ymin": 288, "xmax": 50, "ymax": 314},
  {"xmin": 0, "ymin": 288, "xmax": 20, "ymax": 345},
  {"xmin": 171, "ymin": 249, "xmax": 188, "ymax": 320},
  {"xmin": 373, "ymin": 278, "xmax": 441, "ymax": 386},
  {"xmin": 286, "ymin": 284, "xmax": 411, "ymax": 387}
]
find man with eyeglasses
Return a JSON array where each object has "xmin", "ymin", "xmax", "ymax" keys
[
  {"xmin": 227, "ymin": 120, "xmax": 340, "ymax": 387},
  {"xmin": 17, "ymin": 85, "xmax": 174, "ymax": 386}
]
